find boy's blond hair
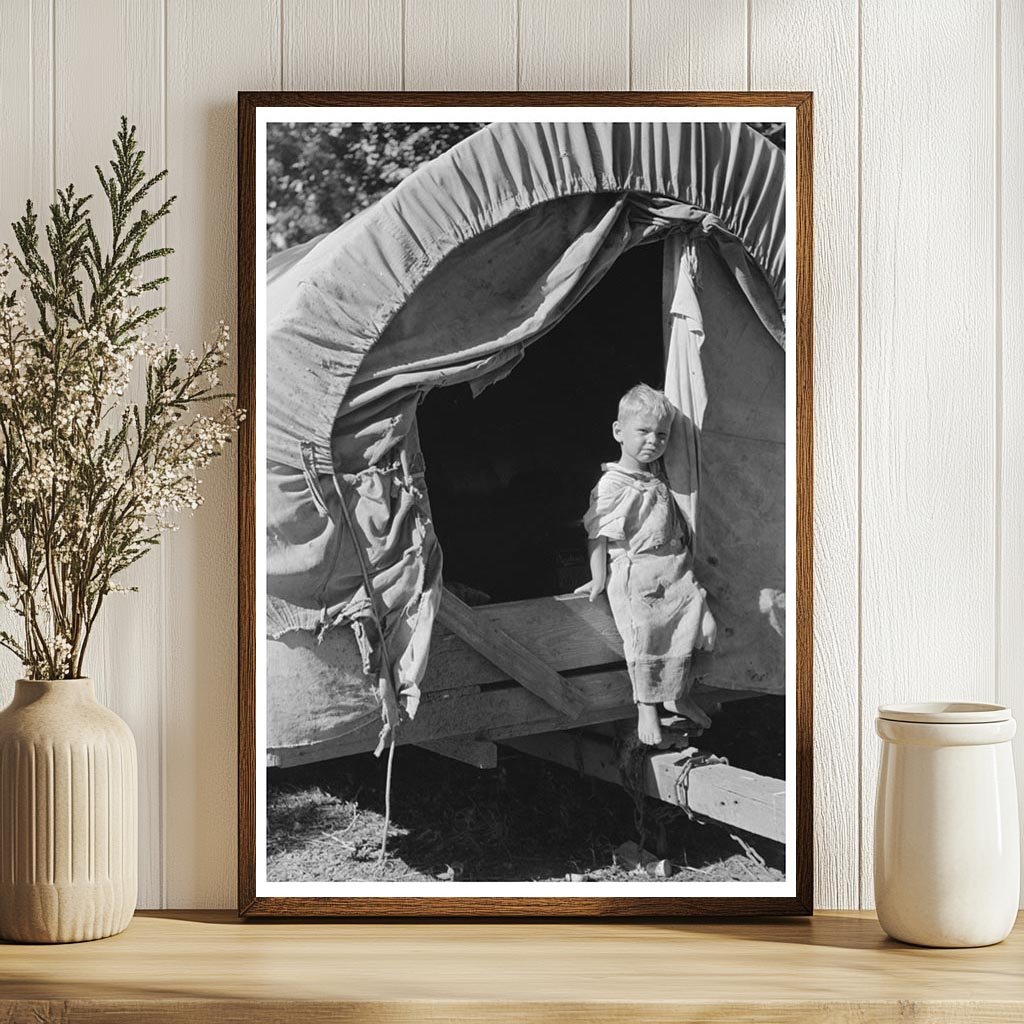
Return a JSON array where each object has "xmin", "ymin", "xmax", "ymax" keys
[{"xmin": 617, "ymin": 383, "xmax": 675, "ymax": 423}]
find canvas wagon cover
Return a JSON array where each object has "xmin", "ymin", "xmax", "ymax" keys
[{"xmin": 265, "ymin": 121, "xmax": 787, "ymax": 756}]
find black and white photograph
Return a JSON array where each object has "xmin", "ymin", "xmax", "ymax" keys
[{"xmin": 245, "ymin": 99, "xmax": 808, "ymax": 913}]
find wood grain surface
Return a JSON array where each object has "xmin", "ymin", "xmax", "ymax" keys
[
  {"xmin": 519, "ymin": 0, "xmax": 629, "ymax": 91},
  {"xmin": 0, "ymin": 0, "xmax": 52, "ymax": 633},
  {"xmin": 283, "ymin": 0, "xmax": 402, "ymax": 91},
  {"xmin": 750, "ymin": 0, "xmax": 860, "ymax": 913},
  {"xmin": 435, "ymin": 589, "xmax": 584, "ymax": 716},
  {"xmin": 405, "ymin": 0, "xmax": 517, "ymax": 90},
  {"xmin": 165, "ymin": 0, "xmax": 280, "ymax": 909},
  {"xmin": 1000, "ymin": 0, "xmax": 1024, "ymax": 919},
  {"xmin": 1, "ymin": 910, "xmax": 1023, "ymax": 1023},
  {"xmin": 631, "ymin": 0, "xmax": 747, "ymax": 92},
  {"xmin": 858, "ymin": 1, "xmax": 998, "ymax": 909},
  {"xmin": 50, "ymin": 0, "xmax": 167, "ymax": 914}
]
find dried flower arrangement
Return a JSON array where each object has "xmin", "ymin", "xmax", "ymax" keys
[{"xmin": 0, "ymin": 118, "xmax": 242, "ymax": 680}]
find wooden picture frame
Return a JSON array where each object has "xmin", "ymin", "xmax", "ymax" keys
[{"xmin": 238, "ymin": 91, "xmax": 813, "ymax": 917}]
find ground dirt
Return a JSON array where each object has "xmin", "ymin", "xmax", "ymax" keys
[{"xmin": 267, "ymin": 695, "xmax": 786, "ymax": 884}]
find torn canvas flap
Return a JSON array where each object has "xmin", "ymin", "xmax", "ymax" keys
[
  {"xmin": 330, "ymin": 445, "xmax": 442, "ymax": 724},
  {"xmin": 662, "ymin": 233, "xmax": 709, "ymax": 537}
]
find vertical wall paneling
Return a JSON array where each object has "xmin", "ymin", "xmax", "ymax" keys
[
  {"xmin": 518, "ymin": 0, "xmax": 629, "ymax": 90},
  {"xmin": 0, "ymin": 1, "xmax": 54, "ymax": 700},
  {"xmin": 283, "ymin": 0, "xmax": 402, "ymax": 91},
  {"xmin": 750, "ymin": 0, "xmax": 860, "ymax": 910},
  {"xmin": 1000, "ymin": 0, "xmax": 1024, "ymax": 898},
  {"xmin": 0, "ymin": 0, "xmax": 50, "ymax": 245},
  {"xmin": 859, "ymin": 0, "xmax": 997, "ymax": 908},
  {"xmin": 0, "ymin": 1, "xmax": 29, "ymax": 701},
  {"xmin": 2, "ymin": 0, "xmax": 1021, "ymax": 912},
  {"xmin": 164, "ymin": 0, "xmax": 280, "ymax": 908},
  {"xmin": 50, "ymin": 0, "xmax": 166, "ymax": 909},
  {"xmin": 630, "ymin": 0, "xmax": 746, "ymax": 91},
  {"xmin": 404, "ymin": 0, "xmax": 516, "ymax": 89}
]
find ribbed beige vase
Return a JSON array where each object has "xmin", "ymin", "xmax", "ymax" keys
[{"xmin": 0, "ymin": 678, "xmax": 137, "ymax": 943}]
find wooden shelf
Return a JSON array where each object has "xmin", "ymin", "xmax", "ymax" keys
[{"xmin": 2, "ymin": 910, "xmax": 1022, "ymax": 1022}]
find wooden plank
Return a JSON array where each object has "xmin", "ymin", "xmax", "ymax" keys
[
  {"xmin": 505, "ymin": 730, "xmax": 785, "ymax": 843},
  {"xmin": 859, "ymin": 0, "xmax": 997, "ymax": 909},
  {"xmin": 268, "ymin": 667, "xmax": 635, "ymax": 767},
  {"xmin": 426, "ymin": 618, "xmax": 773, "ymax": 704},
  {"xmin": 584, "ymin": 685, "xmax": 762, "ymax": 742},
  {"xmin": 163, "ymin": 0, "xmax": 280, "ymax": 909},
  {"xmin": 5, "ymin": 910, "xmax": 1024, "ymax": 1015},
  {"xmin": 436, "ymin": 588, "xmax": 584, "ymax": 717},
  {"xmin": 0, "ymin": 0, "xmax": 52, "ymax": 698},
  {"xmin": 1002, "ymin": 0, "xmax": 1024, "ymax": 908},
  {"xmin": 283, "ymin": 0, "xmax": 402, "ymax": 90},
  {"xmin": 423, "ymin": 592, "xmax": 623, "ymax": 692},
  {"xmin": 480, "ymin": 594, "xmax": 624, "ymax": 665},
  {"xmin": 518, "ymin": 0, "xmax": 629, "ymax": 90},
  {"xmin": 265, "ymin": 618, "xmax": 750, "ymax": 765},
  {"xmin": 418, "ymin": 737, "xmax": 497, "ymax": 769},
  {"xmin": 404, "ymin": 0, "xmax": 516, "ymax": 90},
  {"xmin": 680, "ymin": 763, "xmax": 786, "ymax": 845},
  {"xmin": 630, "ymin": 0, "xmax": 746, "ymax": 91},
  {"xmin": 52, "ymin": 0, "xmax": 166, "ymax": 910},
  {"xmin": 422, "ymin": 630, "xmax": 516, "ymax": 691},
  {"xmin": 0, "ymin": 0, "xmax": 51, "ymax": 224},
  {"xmin": 750, "ymin": 0, "xmax": 860, "ymax": 909},
  {"xmin": 686, "ymin": 685, "xmax": 771, "ymax": 709},
  {"xmin": 424, "ymin": 597, "xmax": 771, "ymax": 700}
]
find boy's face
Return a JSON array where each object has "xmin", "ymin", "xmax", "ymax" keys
[{"xmin": 613, "ymin": 410, "xmax": 672, "ymax": 465}]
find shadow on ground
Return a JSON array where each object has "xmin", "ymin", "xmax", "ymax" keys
[{"xmin": 267, "ymin": 696, "xmax": 786, "ymax": 885}]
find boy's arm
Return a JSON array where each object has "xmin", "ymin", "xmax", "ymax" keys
[
  {"xmin": 698, "ymin": 586, "xmax": 717, "ymax": 650},
  {"xmin": 573, "ymin": 536, "xmax": 608, "ymax": 601}
]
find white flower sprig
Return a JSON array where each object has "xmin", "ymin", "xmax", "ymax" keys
[{"xmin": 0, "ymin": 118, "xmax": 243, "ymax": 680}]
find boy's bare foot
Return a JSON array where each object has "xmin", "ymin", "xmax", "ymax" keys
[
  {"xmin": 663, "ymin": 695, "xmax": 712, "ymax": 729},
  {"xmin": 637, "ymin": 702, "xmax": 663, "ymax": 746}
]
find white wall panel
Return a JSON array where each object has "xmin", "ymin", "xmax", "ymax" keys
[
  {"xmin": 750, "ymin": 0, "xmax": 860, "ymax": 910},
  {"xmin": 0, "ymin": 1, "xmax": 53, "ymax": 697},
  {"xmin": 405, "ymin": 0, "xmax": 516, "ymax": 89},
  {"xmin": 1000, "ymin": 0, "xmax": 1024, "ymax": 899},
  {"xmin": 631, "ymin": 0, "xmax": 746, "ymax": 91},
  {"xmin": 0, "ymin": 0, "xmax": 51, "ymax": 247},
  {"xmin": 163, "ymin": 0, "xmax": 280, "ymax": 908},
  {"xmin": 52, "ymin": 0, "xmax": 167, "ymax": 909},
  {"xmin": 283, "ymin": 0, "xmax": 402, "ymax": 91},
  {"xmin": 859, "ymin": 0, "xmax": 997, "ymax": 907},
  {"xmin": 0, "ymin": 0, "xmax": 1018, "ymax": 910},
  {"xmin": 519, "ymin": 0, "xmax": 628, "ymax": 90}
]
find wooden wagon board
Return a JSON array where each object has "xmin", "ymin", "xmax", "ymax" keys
[
  {"xmin": 267, "ymin": 591, "xmax": 763, "ymax": 768},
  {"xmin": 503, "ymin": 729, "xmax": 787, "ymax": 844}
]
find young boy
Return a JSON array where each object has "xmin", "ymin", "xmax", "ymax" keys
[{"xmin": 577, "ymin": 384, "xmax": 717, "ymax": 746}]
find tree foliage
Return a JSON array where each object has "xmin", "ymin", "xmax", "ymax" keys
[
  {"xmin": 747, "ymin": 122, "xmax": 786, "ymax": 150},
  {"xmin": 267, "ymin": 122, "xmax": 486, "ymax": 253},
  {"xmin": 0, "ymin": 118, "xmax": 240, "ymax": 678},
  {"xmin": 267, "ymin": 121, "xmax": 785, "ymax": 255}
]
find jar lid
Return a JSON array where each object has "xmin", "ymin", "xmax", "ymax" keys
[{"xmin": 877, "ymin": 701, "xmax": 1011, "ymax": 724}]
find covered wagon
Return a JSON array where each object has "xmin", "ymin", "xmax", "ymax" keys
[{"xmin": 264, "ymin": 120, "xmax": 788, "ymax": 838}]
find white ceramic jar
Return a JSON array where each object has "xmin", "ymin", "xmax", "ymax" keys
[{"xmin": 874, "ymin": 702, "xmax": 1019, "ymax": 947}]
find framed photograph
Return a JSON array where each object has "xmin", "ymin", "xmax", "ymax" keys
[{"xmin": 238, "ymin": 91, "xmax": 812, "ymax": 917}]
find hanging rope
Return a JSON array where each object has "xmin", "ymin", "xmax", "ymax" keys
[
  {"xmin": 674, "ymin": 750, "xmax": 729, "ymax": 822},
  {"xmin": 330, "ymin": 469, "xmax": 402, "ymax": 866},
  {"xmin": 379, "ymin": 729, "xmax": 398, "ymax": 866}
]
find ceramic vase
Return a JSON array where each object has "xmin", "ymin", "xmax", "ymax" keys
[
  {"xmin": 0, "ymin": 678, "xmax": 137, "ymax": 943},
  {"xmin": 874, "ymin": 701, "xmax": 1019, "ymax": 948}
]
